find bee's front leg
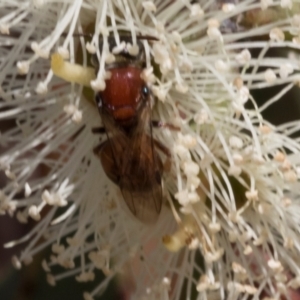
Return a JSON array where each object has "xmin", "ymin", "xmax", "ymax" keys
[
  {"xmin": 151, "ymin": 121, "xmax": 180, "ymax": 131},
  {"xmin": 93, "ymin": 142, "xmax": 105, "ymax": 156},
  {"xmin": 153, "ymin": 139, "xmax": 172, "ymax": 172},
  {"xmin": 91, "ymin": 127, "xmax": 106, "ymax": 134}
]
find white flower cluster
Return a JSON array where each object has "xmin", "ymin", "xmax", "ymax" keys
[{"xmin": 1, "ymin": 1, "xmax": 300, "ymax": 299}]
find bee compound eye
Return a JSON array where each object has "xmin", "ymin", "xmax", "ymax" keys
[
  {"xmin": 142, "ymin": 86, "xmax": 149, "ymax": 98},
  {"xmin": 95, "ymin": 93, "xmax": 102, "ymax": 108}
]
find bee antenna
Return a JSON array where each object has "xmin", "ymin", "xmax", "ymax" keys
[
  {"xmin": 136, "ymin": 35, "xmax": 158, "ymax": 41},
  {"xmin": 59, "ymin": 32, "xmax": 93, "ymax": 38},
  {"xmin": 73, "ymin": 33, "xmax": 93, "ymax": 38}
]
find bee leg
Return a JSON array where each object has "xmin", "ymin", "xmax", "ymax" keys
[
  {"xmin": 91, "ymin": 127, "xmax": 106, "ymax": 134},
  {"xmin": 163, "ymin": 158, "xmax": 172, "ymax": 172},
  {"xmin": 153, "ymin": 139, "xmax": 172, "ymax": 172},
  {"xmin": 153, "ymin": 139, "xmax": 171, "ymax": 157},
  {"xmin": 93, "ymin": 142, "xmax": 105, "ymax": 156},
  {"xmin": 151, "ymin": 121, "xmax": 180, "ymax": 131},
  {"xmin": 95, "ymin": 141, "xmax": 121, "ymax": 185}
]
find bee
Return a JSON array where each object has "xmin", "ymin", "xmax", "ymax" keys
[{"xmin": 92, "ymin": 35, "xmax": 170, "ymax": 223}]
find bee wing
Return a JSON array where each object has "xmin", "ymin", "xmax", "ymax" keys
[
  {"xmin": 99, "ymin": 109, "xmax": 130, "ymax": 168},
  {"xmin": 120, "ymin": 173, "xmax": 162, "ymax": 223},
  {"xmin": 99, "ymin": 95, "xmax": 163, "ymax": 223},
  {"xmin": 119, "ymin": 100, "xmax": 163, "ymax": 223},
  {"xmin": 119, "ymin": 139, "xmax": 163, "ymax": 223}
]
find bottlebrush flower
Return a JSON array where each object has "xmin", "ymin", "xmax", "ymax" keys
[{"xmin": 1, "ymin": 1, "xmax": 300, "ymax": 299}]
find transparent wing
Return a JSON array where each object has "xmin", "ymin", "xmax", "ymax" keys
[
  {"xmin": 119, "ymin": 100, "xmax": 163, "ymax": 223},
  {"xmin": 100, "ymin": 96, "xmax": 163, "ymax": 223},
  {"xmin": 119, "ymin": 136, "xmax": 163, "ymax": 223}
]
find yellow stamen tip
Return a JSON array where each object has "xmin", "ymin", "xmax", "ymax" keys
[
  {"xmin": 162, "ymin": 234, "xmax": 184, "ymax": 252},
  {"xmin": 50, "ymin": 52, "xmax": 96, "ymax": 87},
  {"xmin": 51, "ymin": 53, "xmax": 64, "ymax": 74}
]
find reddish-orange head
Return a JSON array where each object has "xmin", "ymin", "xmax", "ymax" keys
[{"xmin": 97, "ymin": 66, "xmax": 149, "ymax": 126}]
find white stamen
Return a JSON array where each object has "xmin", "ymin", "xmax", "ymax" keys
[
  {"xmin": 279, "ymin": 63, "xmax": 293, "ymax": 79},
  {"xmin": 175, "ymin": 82, "xmax": 188, "ymax": 93},
  {"xmin": 31, "ymin": 42, "xmax": 49, "ymax": 59},
  {"xmin": 190, "ymin": 4, "xmax": 204, "ymax": 17},
  {"xmin": 0, "ymin": 23, "xmax": 10, "ymax": 34},
  {"xmin": 83, "ymin": 292, "xmax": 94, "ymax": 300},
  {"xmin": 24, "ymin": 183, "xmax": 32, "ymax": 197},
  {"xmin": 281, "ymin": 0, "xmax": 292, "ymax": 8},
  {"xmin": 58, "ymin": 47, "xmax": 70, "ymax": 59},
  {"xmin": 194, "ymin": 109, "xmax": 210, "ymax": 124},
  {"xmin": 264, "ymin": 69, "xmax": 277, "ymax": 83},
  {"xmin": 228, "ymin": 165, "xmax": 242, "ymax": 176},
  {"xmin": 235, "ymin": 49, "xmax": 251, "ymax": 65},
  {"xmin": 127, "ymin": 43, "xmax": 139, "ymax": 56},
  {"xmin": 245, "ymin": 190, "xmax": 259, "ymax": 202},
  {"xmin": 47, "ymin": 274, "xmax": 56, "ymax": 286},
  {"xmin": 142, "ymin": 1, "xmax": 156, "ymax": 12},
  {"xmin": 261, "ymin": 0, "xmax": 273, "ymax": 10},
  {"xmin": 42, "ymin": 260, "xmax": 50, "ymax": 272},
  {"xmin": 76, "ymin": 272, "xmax": 95, "ymax": 282},
  {"xmin": 35, "ymin": 81, "xmax": 48, "ymax": 94},
  {"xmin": 90, "ymin": 77, "xmax": 106, "ymax": 91},
  {"xmin": 86, "ymin": 42, "xmax": 97, "ymax": 54},
  {"xmin": 52, "ymin": 243, "xmax": 65, "ymax": 254},
  {"xmin": 269, "ymin": 28, "xmax": 285, "ymax": 42},
  {"xmin": 268, "ymin": 259, "xmax": 283, "ymax": 272},
  {"xmin": 215, "ymin": 60, "xmax": 229, "ymax": 72},
  {"xmin": 229, "ymin": 136, "xmax": 243, "ymax": 149},
  {"xmin": 183, "ymin": 161, "xmax": 199, "ymax": 177},
  {"xmin": 28, "ymin": 206, "xmax": 41, "ymax": 221},
  {"xmin": 12, "ymin": 256, "xmax": 22, "ymax": 269},
  {"xmin": 112, "ymin": 42, "xmax": 126, "ymax": 54},
  {"xmin": 32, "ymin": 0, "xmax": 45, "ymax": 8},
  {"xmin": 208, "ymin": 27, "xmax": 223, "ymax": 43},
  {"xmin": 17, "ymin": 61, "xmax": 30, "ymax": 74},
  {"xmin": 222, "ymin": 3, "xmax": 235, "ymax": 12}
]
